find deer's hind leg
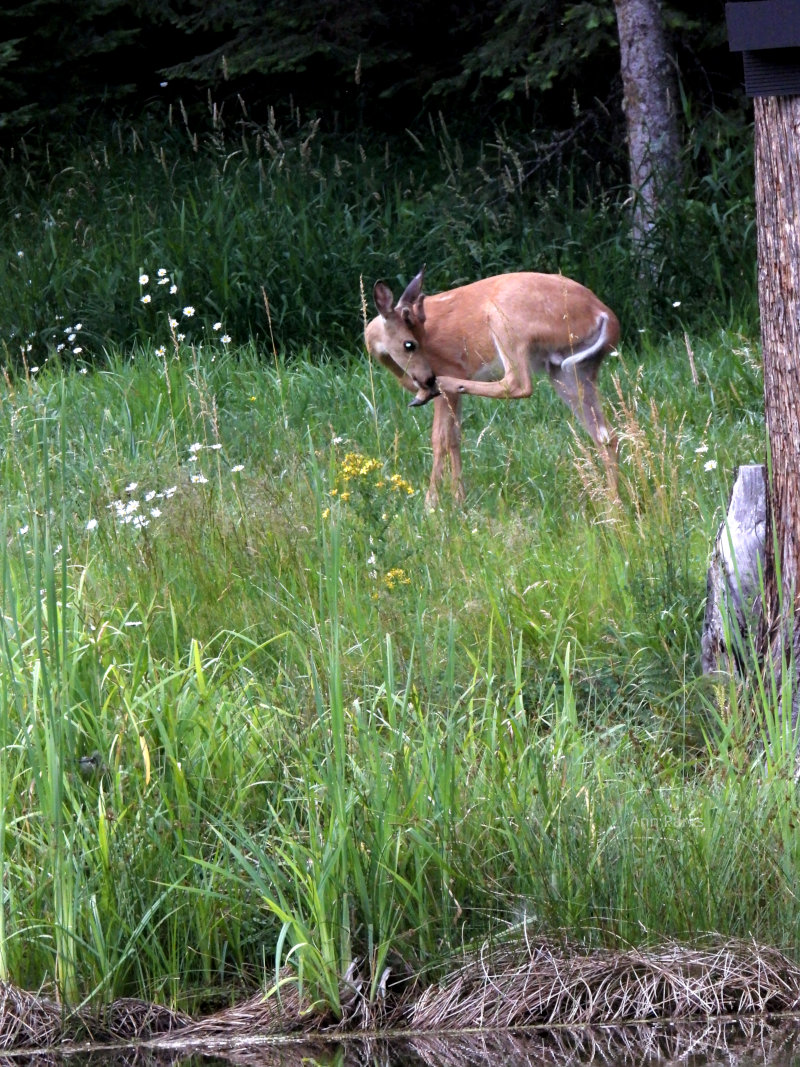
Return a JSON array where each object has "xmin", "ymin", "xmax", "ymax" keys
[{"xmin": 548, "ymin": 357, "xmax": 615, "ymax": 451}]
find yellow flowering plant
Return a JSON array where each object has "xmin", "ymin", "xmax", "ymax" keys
[{"xmin": 324, "ymin": 448, "xmax": 418, "ymax": 595}]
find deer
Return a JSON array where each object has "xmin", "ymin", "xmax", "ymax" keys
[{"xmin": 364, "ymin": 267, "xmax": 620, "ymax": 506}]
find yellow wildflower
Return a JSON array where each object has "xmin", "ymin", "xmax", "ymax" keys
[{"xmin": 383, "ymin": 567, "xmax": 411, "ymax": 590}]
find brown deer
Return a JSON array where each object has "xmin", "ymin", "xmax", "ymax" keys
[{"xmin": 364, "ymin": 267, "xmax": 620, "ymax": 506}]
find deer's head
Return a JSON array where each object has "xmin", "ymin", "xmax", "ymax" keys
[{"xmin": 370, "ymin": 268, "xmax": 439, "ymax": 406}]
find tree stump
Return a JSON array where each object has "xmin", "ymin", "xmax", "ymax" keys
[{"xmin": 701, "ymin": 464, "xmax": 767, "ymax": 677}]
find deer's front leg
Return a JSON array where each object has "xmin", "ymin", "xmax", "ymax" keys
[{"xmin": 427, "ymin": 392, "xmax": 463, "ymax": 507}]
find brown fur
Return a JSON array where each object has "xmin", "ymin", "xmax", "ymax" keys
[{"xmin": 365, "ymin": 267, "xmax": 619, "ymax": 506}]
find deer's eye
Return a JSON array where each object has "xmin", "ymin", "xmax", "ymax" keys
[{"xmin": 404, "ymin": 340, "xmax": 417, "ymax": 352}]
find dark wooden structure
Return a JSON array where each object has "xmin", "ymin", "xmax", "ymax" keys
[{"xmin": 727, "ymin": 0, "xmax": 800, "ymax": 96}]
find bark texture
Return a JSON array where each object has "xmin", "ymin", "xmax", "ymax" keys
[
  {"xmin": 754, "ymin": 94, "xmax": 800, "ymax": 721},
  {"xmin": 614, "ymin": 0, "xmax": 681, "ymax": 250}
]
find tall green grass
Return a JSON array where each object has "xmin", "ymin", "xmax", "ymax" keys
[
  {"xmin": 0, "ymin": 100, "xmax": 783, "ymax": 1017},
  {"xmin": 0, "ymin": 101, "xmax": 756, "ymax": 372},
  {"xmin": 0, "ymin": 316, "xmax": 789, "ymax": 1017}
]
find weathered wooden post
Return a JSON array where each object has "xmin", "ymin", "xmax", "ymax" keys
[
  {"xmin": 706, "ymin": 4, "xmax": 800, "ymax": 722},
  {"xmin": 702, "ymin": 465, "xmax": 766, "ymax": 677}
]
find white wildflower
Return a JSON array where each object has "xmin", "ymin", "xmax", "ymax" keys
[
  {"xmin": 86, "ymin": 518, "xmax": 98, "ymax": 532},
  {"xmin": 140, "ymin": 294, "xmax": 151, "ymax": 304},
  {"xmin": 182, "ymin": 306, "xmax": 195, "ymax": 317},
  {"xmin": 704, "ymin": 459, "xmax": 717, "ymax": 472},
  {"xmin": 191, "ymin": 473, "xmax": 208, "ymax": 484},
  {"xmin": 139, "ymin": 274, "xmax": 149, "ymax": 285}
]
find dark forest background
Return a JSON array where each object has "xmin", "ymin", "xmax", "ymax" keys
[
  {"xmin": 0, "ymin": 1, "xmax": 742, "ymax": 147},
  {"xmin": 0, "ymin": 1, "xmax": 756, "ymax": 362}
]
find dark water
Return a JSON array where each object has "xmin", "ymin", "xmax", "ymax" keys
[{"xmin": 12, "ymin": 1018, "xmax": 800, "ymax": 1066}]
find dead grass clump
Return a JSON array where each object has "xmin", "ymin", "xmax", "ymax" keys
[
  {"xmin": 2, "ymin": 937, "xmax": 800, "ymax": 1055},
  {"xmin": 95, "ymin": 997, "xmax": 192, "ymax": 1040},
  {"xmin": 173, "ymin": 972, "xmax": 326, "ymax": 1039},
  {"xmin": 0, "ymin": 982, "xmax": 191, "ymax": 1052},
  {"xmin": 408, "ymin": 937, "xmax": 800, "ymax": 1031},
  {"xmin": 0, "ymin": 982, "xmax": 63, "ymax": 1050}
]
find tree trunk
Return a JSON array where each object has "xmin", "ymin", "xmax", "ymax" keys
[
  {"xmin": 754, "ymin": 94, "xmax": 800, "ymax": 725},
  {"xmin": 614, "ymin": 0, "xmax": 681, "ymax": 254}
]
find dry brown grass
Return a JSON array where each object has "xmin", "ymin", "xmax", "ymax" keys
[
  {"xmin": 3, "ymin": 938, "xmax": 800, "ymax": 1059},
  {"xmin": 0, "ymin": 980, "xmax": 190, "ymax": 1052},
  {"xmin": 0, "ymin": 982, "xmax": 63, "ymax": 1051},
  {"xmin": 406, "ymin": 937, "xmax": 800, "ymax": 1031}
]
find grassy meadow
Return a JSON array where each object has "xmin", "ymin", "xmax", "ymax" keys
[{"xmin": 0, "ymin": 104, "xmax": 791, "ymax": 1019}]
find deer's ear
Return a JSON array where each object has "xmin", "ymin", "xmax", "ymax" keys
[
  {"xmin": 373, "ymin": 281, "xmax": 395, "ymax": 318},
  {"xmin": 398, "ymin": 266, "xmax": 425, "ymax": 308}
]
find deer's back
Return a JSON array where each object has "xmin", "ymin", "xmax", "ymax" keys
[{"xmin": 424, "ymin": 272, "xmax": 616, "ymax": 368}]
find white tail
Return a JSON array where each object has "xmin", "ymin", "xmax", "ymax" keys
[{"xmin": 364, "ymin": 267, "xmax": 620, "ymax": 505}]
